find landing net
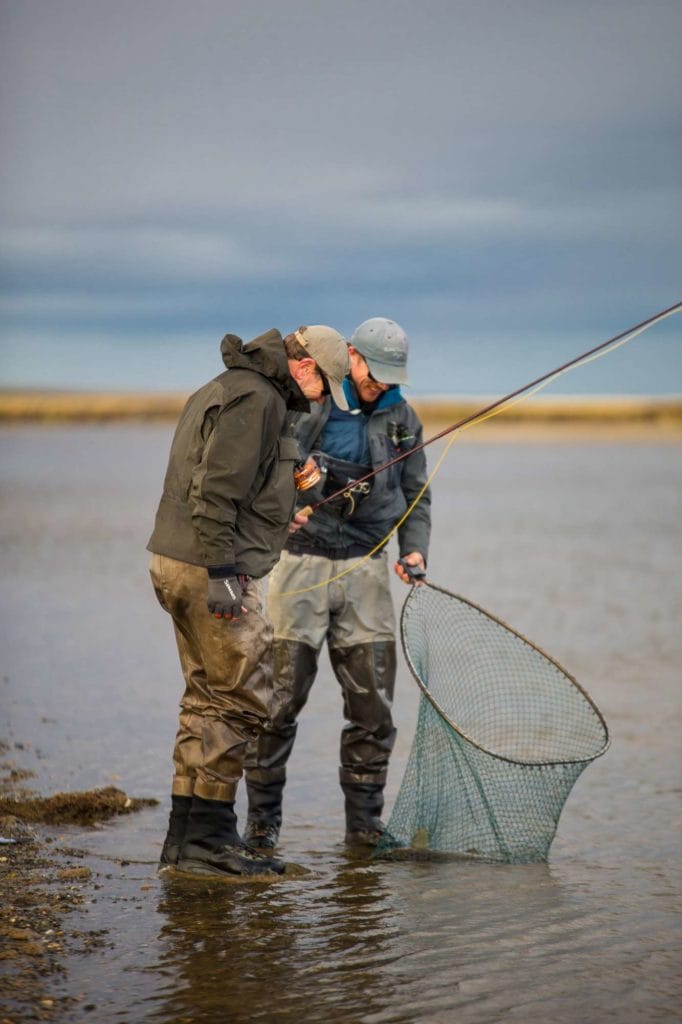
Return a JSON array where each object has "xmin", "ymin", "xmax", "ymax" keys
[{"xmin": 375, "ymin": 583, "xmax": 609, "ymax": 863}]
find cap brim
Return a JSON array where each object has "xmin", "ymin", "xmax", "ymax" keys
[
  {"xmin": 327, "ymin": 376, "xmax": 349, "ymax": 411},
  {"xmin": 365, "ymin": 357, "xmax": 409, "ymax": 386}
]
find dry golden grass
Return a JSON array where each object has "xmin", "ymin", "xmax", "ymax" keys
[
  {"xmin": 1, "ymin": 390, "xmax": 681, "ymax": 439},
  {"xmin": 411, "ymin": 395, "xmax": 682, "ymax": 441},
  {"xmin": 0, "ymin": 390, "xmax": 188, "ymax": 422}
]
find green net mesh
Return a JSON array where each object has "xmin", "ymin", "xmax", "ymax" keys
[{"xmin": 375, "ymin": 583, "xmax": 609, "ymax": 863}]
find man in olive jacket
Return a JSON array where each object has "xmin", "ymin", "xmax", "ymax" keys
[{"xmin": 148, "ymin": 325, "xmax": 350, "ymax": 878}]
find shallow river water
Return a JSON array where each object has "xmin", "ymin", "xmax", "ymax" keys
[{"xmin": 1, "ymin": 424, "xmax": 681, "ymax": 1023}]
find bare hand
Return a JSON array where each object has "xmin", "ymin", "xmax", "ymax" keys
[
  {"xmin": 288, "ymin": 506, "xmax": 313, "ymax": 534},
  {"xmin": 394, "ymin": 552, "xmax": 426, "ymax": 585}
]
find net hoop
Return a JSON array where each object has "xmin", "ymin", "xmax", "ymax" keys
[{"xmin": 400, "ymin": 582, "xmax": 610, "ymax": 768}]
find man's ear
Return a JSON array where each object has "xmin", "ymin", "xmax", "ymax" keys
[{"xmin": 291, "ymin": 357, "xmax": 314, "ymax": 383}]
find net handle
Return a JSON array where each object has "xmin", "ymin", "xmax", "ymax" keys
[{"xmin": 400, "ymin": 581, "xmax": 611, "ymax": 766}]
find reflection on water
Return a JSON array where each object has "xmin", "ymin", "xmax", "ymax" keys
[
  {"xmin": 1, "ymin": 426, "xmax": 681, "ymax": 1022},
  {"xmin": 143, "ymin": 854, "xmax": 673, "ymax": 1024},
  {"xmin": 148, "ymin": 860, "xmax": 533, "ymax": 1024},
  {"xmin": 150, "ymin": 860, "xmax": 405, "ymax": 1024}
]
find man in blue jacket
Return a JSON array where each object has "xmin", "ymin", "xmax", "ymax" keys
[{"xmin": 244, "ymin": 318, "xmax": 431, "ymax": 849}]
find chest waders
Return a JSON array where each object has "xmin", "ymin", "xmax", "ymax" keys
[{"xmin": 244, "ymin": 635, "xmax": 397, "ymax": 848}]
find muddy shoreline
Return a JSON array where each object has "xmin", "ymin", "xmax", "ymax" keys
[{"xmin": 0, "ymin": 741, "xmax": 157, "ymax": 1023}]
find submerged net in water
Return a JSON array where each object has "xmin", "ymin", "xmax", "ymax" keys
[{"xmin": 376, "ymin": 583, "xmax": 609, "ymax": 863}]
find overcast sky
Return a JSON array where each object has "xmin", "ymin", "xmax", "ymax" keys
[{"xmin": 1, "ymin": 0, "xmax": 680, "ymax": 394}]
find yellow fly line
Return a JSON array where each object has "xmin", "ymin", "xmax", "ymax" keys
[{"xmin": 277, "ymin": 310, "xmax": 679, "ymax": 598}]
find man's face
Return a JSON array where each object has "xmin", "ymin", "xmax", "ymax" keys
[
  {"xmin": 349, "ymin": 346, "xmax": 390, "ymax": 404},
  {"xmin": 297, "ymin": 359, "xmax": 329, "ymax": 404}
]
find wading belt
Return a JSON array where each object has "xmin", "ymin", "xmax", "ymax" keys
[{"xmin": 285, "ymin": 540, "xmax": 382, "ymax": 561}]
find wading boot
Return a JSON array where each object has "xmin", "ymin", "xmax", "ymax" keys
[
  {"xmin": 343, "ymin": 777, "xmax": 387, "ymax": 848},
  {"xmin": 243, "ymin": 820, "xmax": 280, "ymax": 851},
  {"xmin": 177, "ymin": 796, "xmax": 285, "ymax": 877},
  {"xmin": 243, "ymin": 767, "xmax": 285, "ymax": 850},
  {"xmin": 345, "ymin": 824, "xmax": 387, "ymax": 847},
  {"xmin": 158, "ymin": 795, "xmax": 192, "ymax": 873}
]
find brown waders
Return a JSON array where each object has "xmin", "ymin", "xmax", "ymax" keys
[{"xmin": 150, "ymin": 553, "xmax": 283, "ymax": 875}]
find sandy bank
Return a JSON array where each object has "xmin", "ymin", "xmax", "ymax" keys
[{"xmin": 1, "ymin": 390, "xmax": 681, "ymax": 439}]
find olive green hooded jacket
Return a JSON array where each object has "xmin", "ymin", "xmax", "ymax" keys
[{"xmin": 147, "ymin": 329, "xmax": 308, "ymax": 578}]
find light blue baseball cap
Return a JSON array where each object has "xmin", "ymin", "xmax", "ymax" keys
[{"xmin": 350, "ymin": 317, "xmax": 409, "ymax": 385}]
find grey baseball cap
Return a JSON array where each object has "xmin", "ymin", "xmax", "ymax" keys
[
  {"xmin": 350, "ymin": 318, "xmax": 409, "ymax": 385},
  {"xmin": 293, "ymin": 325, "xmax": 350, "ymax": 410}
]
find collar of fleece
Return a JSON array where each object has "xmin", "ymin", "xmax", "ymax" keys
[{"xmin": 343, "ymin": 377, "xmax": 404, "ymax": 413}]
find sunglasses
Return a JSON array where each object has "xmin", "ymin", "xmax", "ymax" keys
[{"xmin": 363, "ymin": 359, "xmax": 388, "ymax": 388}]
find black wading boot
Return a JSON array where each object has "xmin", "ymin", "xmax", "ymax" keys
[
  {"xmin": 158, "ymin": 795, "xmax": 192, "ymax": 873},
  {"xmin": 176, "ymin": 796, "xmax": 285, "ymax": 877},
  {"xmin": 243, "ymin": 770, "xmax": 285, "ymax": 850},
  {"xmin": 243, "ymin": 820, "xmax": 281, "ymax": 851},
  {"xmin": 343, "ymin": 778, "xmax": 387, "ymax": 848}
]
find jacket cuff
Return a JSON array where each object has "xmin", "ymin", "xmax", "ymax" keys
[{"xmin": 207, "ymin": 564, "xmax": 236, "ymax": 579}]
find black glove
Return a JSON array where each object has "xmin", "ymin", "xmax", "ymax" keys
[{"xmin": 207, "ymin": 570, "xmax": 243, "ymax": 619}]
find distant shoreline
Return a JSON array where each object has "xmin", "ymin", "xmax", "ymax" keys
[{"xmin": 1, "ymin": 390, "xmax": 681, "ymax": 439}]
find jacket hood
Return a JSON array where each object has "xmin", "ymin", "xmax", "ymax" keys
[{"xmin": 220, "ymin": 329, "xmax": 309, "ymax": 411}]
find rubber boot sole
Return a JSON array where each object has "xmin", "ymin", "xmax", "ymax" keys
[{"xmin": 176, "ymin": 856, "xmax": 284, "ymax": 878}]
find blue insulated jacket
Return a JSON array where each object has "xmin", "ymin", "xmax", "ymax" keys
[{"xmin": 287, "ymin": 383, "xmax": 431, "ymax": 558}]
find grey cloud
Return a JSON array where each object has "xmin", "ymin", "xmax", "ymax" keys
[
  {"xmin": 0, "ymin": 224, "xmax": 296, "ymax": 282},
  {"xmin": 0, "ymin": 0, "xmax": 680, "ymax": 392},
  {"xmin": 2, "ymin": 0, "xmax": 681, "ymax": 218}
]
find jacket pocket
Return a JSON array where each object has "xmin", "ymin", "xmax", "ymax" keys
[
  {"xmin": 278, "ymin": 436, "xmax": 301, "ymax": 463},
  {"xmin": 250, "ymin": 436, "xmax": 299, "ymax": 527}
]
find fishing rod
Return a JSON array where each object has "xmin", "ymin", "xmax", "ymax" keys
[{"xmin": 299, "ymin": 301, "xmax": 681, "ymax": 514}]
